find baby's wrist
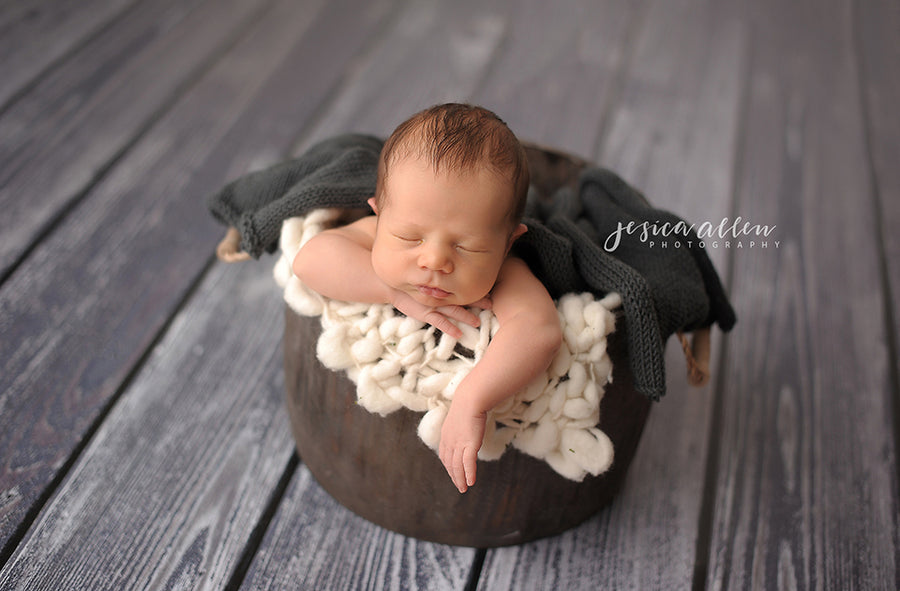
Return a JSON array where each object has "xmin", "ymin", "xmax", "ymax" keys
[{"xmin": 450, "ymin": 388, "xmax": 491, "ymax": 416}]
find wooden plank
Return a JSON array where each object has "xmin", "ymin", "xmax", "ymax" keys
[
  {"xmin": 0, "ymin": 0, "xmax": 268, "ymax": 280},
  {"xmin": 477, "ymin": 0, "xmax": 747, "ymax": 587},
  {"xmin": 0, "ymin": 261, "xmax": 295, "ymax": 590},
  {"xmin": 473, "ymin": 0, "xmax": 635, "ymax": 157},
  {"xmin": 291, "ymin": 0, "xmax": 508, "ymax": 150},
  {"xmin": 703, "ymin": 0, "xmax": 899, "ymax": 588},
  {"xmin": 857, "ymin": 0, "xmax": 900, "ymax": 407},
  {"xmin": 241, "ymin": 466, "xmax": 475, "ymax": 590},
  {"xmin": 0, "ymin": 0, "xmax": 393, "ymax": 559},
  {"xmin": 0, "ymin": 0, "xmax": 137, "ymax": 108}
]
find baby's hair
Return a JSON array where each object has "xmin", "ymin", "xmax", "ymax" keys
[{"xmin": 375, "ymin": 103, "xmax": 530, "ymax": 226}]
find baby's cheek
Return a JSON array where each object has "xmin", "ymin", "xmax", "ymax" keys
[{"xmin": 469, "ymin": 268, "xmax": 500, "ymax": 301}]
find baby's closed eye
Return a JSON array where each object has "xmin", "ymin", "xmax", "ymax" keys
[
  {"xmin": 393, "ymin": 233, "xmax": 422, "ymax": 244},
  {"xmin": 455, "ymin": 244, "xmax": 488, "ymax": 254}
]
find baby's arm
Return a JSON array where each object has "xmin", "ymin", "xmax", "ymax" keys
[
  {"xmin": 439, "ymin": 257, "xmax": 562, "ymax": 493},
  {"xmin": 293, "ymin": 217, "xmax": 390, "ymax": 303},
  {"xmin": 292, "ymin": 217, "xmax": 483, "ymax": 338}
]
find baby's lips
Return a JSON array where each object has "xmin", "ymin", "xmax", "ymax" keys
[{"xmin": 418, "ymin": 285, "xmax": 451, "ymax": 299}]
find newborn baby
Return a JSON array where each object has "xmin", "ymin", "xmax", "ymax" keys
[{"xmin": 293, "ymin": 103, "xmax": 561, "ymax": 493}]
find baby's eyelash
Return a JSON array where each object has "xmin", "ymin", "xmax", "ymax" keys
[{"xmin": 392, "ymin": 233, "xmax": 486, "ymax": 253}]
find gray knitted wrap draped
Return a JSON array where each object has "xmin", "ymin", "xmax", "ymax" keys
[{"xmin": 207, "ymin": 134, "xmax": 736, "ymax": 400}]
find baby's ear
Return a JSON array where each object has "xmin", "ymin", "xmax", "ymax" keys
[
  {"xmin": 367, "ymin": 197, "xmax": 379, "ymax": 214},
  {"xmin": 506, "ymin": 223, "xmax": 527, "ymax": 253},
  {"xmin": 511, "ymin": 223, "xmax": 527, "ymax": 242}
]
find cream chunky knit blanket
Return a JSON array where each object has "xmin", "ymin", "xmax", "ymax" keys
[{"xmin": 274, "ymin": 209, "xmax": 621, "ymax": 481}]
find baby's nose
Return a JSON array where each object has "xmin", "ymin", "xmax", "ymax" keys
[{"xmin": 418, "ymin": 245, "xmax": 453, "ymax": 273}]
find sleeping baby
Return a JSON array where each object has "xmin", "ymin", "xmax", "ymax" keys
[{"xmin": 293, "ymin": 103, "xmax": 561, "ymax": 493}]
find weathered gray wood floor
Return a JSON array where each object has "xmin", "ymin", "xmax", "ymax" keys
[{"xmin": 1, "ymin": 0, "xmax": 898, "ymax": 589}]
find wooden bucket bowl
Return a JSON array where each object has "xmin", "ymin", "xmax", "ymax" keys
[
  {"xmin": 283, "ymin": 308, "xmax": 651, "ymax": 547},
  {"xmin": 282, "ymin": 144, "xmax": 653, "ymax": 547}
]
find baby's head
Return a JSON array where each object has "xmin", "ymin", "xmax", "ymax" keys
[
  {"xmin": 373, "ymin": 103, "xmax": 529, "ymax": 225},
  {"xmin": 368, "ymin": 104, "xmax": 530, "ymax": 307}
]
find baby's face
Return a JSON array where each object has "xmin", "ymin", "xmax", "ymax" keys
[{"xmin": 370, "ymin": 156, "xmax": 524, "ymax": 308}]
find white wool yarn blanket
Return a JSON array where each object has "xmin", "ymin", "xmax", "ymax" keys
[{"xmin": 273, "ymin": 209, "xmax": 622, "ymax": 481}]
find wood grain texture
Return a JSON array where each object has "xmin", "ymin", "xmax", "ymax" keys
[
  {"xmin": 0, "ymin": 261, "xmax": 293, "ymax": 590},
  {"xmin": 478, "ymin": 0, "xmax": 747, "ymax": 586},
  {"xmin": 0, "ymin": 0, "xmax": 136, "ymax": 108},
  {"xmin": 292, "ymin": 0, "xmax": 508, "ymax": 152},
  {"xmin": 856, "ymin": 0, "xmax": 900, "ymax": 408},
  {"xmin": 0, "ymin": 0, "xmax": 348, "ymax": 557},
  {"xmin": 241, "ymin": 465, "xmax": 476, "ymax": 591},
  {"xmin": 703, "ymin": 0, "xmax": 899, "ymax": 588},
  {"xmin": 474, "ymin": 0, "xmax": 637, "ymax": 157},
  {"xmin": 0, "ymin": 0, "xmax": 268, "ymax": 280}
]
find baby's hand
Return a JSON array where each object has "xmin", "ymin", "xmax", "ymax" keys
[
  {"xmin": 439, "ymin": 399, "xmax": 486, "ymax": 493},
  {"xmin": 391, "ymin": 292, "xmax": 491, "ymax": 339}
]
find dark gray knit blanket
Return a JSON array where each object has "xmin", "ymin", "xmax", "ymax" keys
[{"xmin": 208, "ymin": 133, "xmax": 735, "ymax": 400}]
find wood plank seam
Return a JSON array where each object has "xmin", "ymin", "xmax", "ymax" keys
[
  {"xmin": 284, "ymin": 0, "xmax": 410, "ymax": 159},
  {"xmin": 588, "ymin": 0, "xmax": 650, "ymax": 162},
  {"xmin": 463, "ymin": 549, "xmax": 487, "ymax": 591},
  {"xmin": 222, "ymin": 453, "xmax": 300, "ymax": 590},
  {"xmin": 463, "ymin": 6, "xmax": 512, "ymax": 107},
  {"xmin": 0, "ymin": 0, "xmax": 141, "ymax": 116},
  {"xmin": 849, "ymin": 0, "xmax": 900, "ymax": 511},
  {"xmin": 689, "ymin": 18, "xmax": 757, "ymax": 590},
  {"xmin": 0, "ymin": 0, "xmax": 277, "ymax": 286},
  {"xmin": 0, "ymin": 252, "xmax": 219, "ymax": 570}
]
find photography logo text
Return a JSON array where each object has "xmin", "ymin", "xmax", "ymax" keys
[{"xmin": 603, "ymin": 216, "xmax": 779, "ymax": 252}]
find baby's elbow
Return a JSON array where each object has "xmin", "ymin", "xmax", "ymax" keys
[
  {"xmin": 292, "ymin": 244, "xmax": 313, "ymax": 281},
  {"xmin": 539, "ymin": 320, "xmax": 563, "ymax": 361},
  {"xmin": 550, "ymin": 324, "xmax": 563, "ymax": 356}
]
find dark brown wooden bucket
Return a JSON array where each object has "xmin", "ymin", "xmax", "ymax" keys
[
  {"xmin": 283, "ymin": 306, "xmax": 651, "ymax": 547},
  {"xmin": 281, "ymin": 143, "xmax": 652, "ymax": 547}
]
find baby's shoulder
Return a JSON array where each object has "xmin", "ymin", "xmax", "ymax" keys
[
  {"xmin": 328, "ymin": 214, "xmax": 376, "ymax": 246},
  {"xmin": 498, "ymin": 255, "xmax": 536, "ymax": 278},
  {"xmin": 492, "ymin": 256, "xmax": 557, "ymax": 320},
  {"xmin": 343, "ymin": 214, "xmax": 376, "ymax": 232},
  {"xmin": 494, "ymin": 256, "xmax": 546, "ymax": 296}
]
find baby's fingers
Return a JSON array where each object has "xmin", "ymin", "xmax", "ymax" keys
[
  {"xmin": 424, "ymin": 311, "xmax": 463, "ymax": 339},
  {"xmin": 448, "ymin": 449, "xmax": 474, "ymax": 493},
  {"xmin": 439, "ymin": 444, "xmax": 466, "ymax": 493},
  {"xmin": 463, "ymin": 447, "xmax": 477, "ymax": 488},
  {"xmin": 451, "ymin": 453, "xmax": 468, "ymax": 493},
  {"xmin": 435, "ymin": 305, "xmax": 481, "ymax": 329}
]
